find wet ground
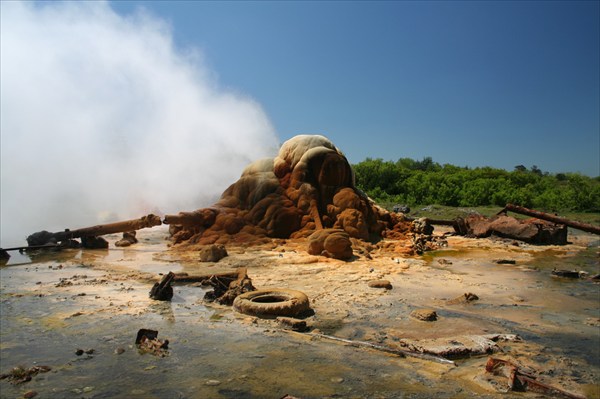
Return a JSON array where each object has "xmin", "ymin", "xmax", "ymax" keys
[{"xmin": 1, "ymin": 227, "xmax": 599, "ymax": 398}]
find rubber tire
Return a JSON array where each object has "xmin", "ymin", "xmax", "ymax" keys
[{"xmin": 233, "ymin": 289, "xmax": 310, "ymax": 317}]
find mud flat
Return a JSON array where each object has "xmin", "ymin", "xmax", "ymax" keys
[{"xmin": 1, "ymin": 226, "xmax": 599, "ymax": 399}]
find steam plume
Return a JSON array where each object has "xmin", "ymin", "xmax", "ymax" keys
[{"xmin": 0, "ymin": 1, "xmax": 279, "ymax": 247}]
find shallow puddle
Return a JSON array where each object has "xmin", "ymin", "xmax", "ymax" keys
[{"xmin": 1, "ymin": 229, "xmax": 599, "ymax": 398}]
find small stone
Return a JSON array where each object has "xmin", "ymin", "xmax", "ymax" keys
[
  {"xmin": 447, "ymin": 293, "xmax": 479, "ymax": 305},
  {"xmin": 82, "ymin": 386, "xmax": 94, "ymax": 393},
  {"xmin": 24, "ymin": 391, "xmax": 38, "ymax": 399},
  {"xmin": 115, "ymin": 347, "xmax": 125, "ymax": 355},
  {"xmin": 496, "ymin": 259, "xmax": 516, "ymax": 265},
  {"xmin": 368, "ymin": 280, "xmax": 392, "ymax": 289},
  {"xmin": 410, "ymin": 309, "xmax": 438, "ymax": 321},
  {"xmin": 85, "ymin": 348, "xmax": 95, "ymax": 354},
  {"xmin": 199, "ymin": 245, "xmax": 228, "ymax": 262},
  {"xmin": 205, "ymin": 380, "xmax": 221, "ymax": 386},
  {"xmin": 330, "ymin": 377, "xmax": 344, "ymax": 383},
  {"xmin": 277, "ymin": 317, "xmax": 307, "ymax": 332},
  {"xmin": 75, "ymin": 349, "xmax": 84, "ymax": 356}
]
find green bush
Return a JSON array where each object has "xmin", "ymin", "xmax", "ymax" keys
[{"xmin": 353, "ymin": 158, "xmax": 599, "ymax": 212}]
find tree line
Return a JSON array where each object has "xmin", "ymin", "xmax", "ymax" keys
[{"xmin": 352, "ymin": 157, "xmax": 600, "ymax": 212}]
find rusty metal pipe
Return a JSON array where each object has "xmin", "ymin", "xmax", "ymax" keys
[
  {"xmin": 26, "ymin": 214, "xmax": 162, "ymax": 246},
  {"xmin": 502, "ymin": 204, "xmax": 600, "ymax": 235}
]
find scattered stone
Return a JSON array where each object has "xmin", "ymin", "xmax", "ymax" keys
[
  {"xmin": 24, "ymin": 390, "xmax": 38, "ymax": 399},
  {"xmin": 410, "ymin": 309, "xmax": 438, "ymax": 322},
  {"xmin": 75, "ymin": 349, "xmax": 84, "ymax": 356},
  {"xmin": 330, "ymin": 377, "xmax": 345, "ymax": 383},
  {"xmin": 495, "ymin": 259, "xmax": 516, "ymax": 265},
  {"xmin": 55, "ymin": 280, "xmax": 73, "ymax": 288},
  {"xmin": 0, "ymin": 365, "xmax": 51, "ymax": 385},
  {"xmin": 115, "ymin": 231, "xmax": 138, "ymax": 247},
  {"xmin": 437, "ymin": 259, "xmax": 453, "ymax": 265},
  {"xmin": 368, "ymin": 280, "xmax": 393, "ymax": 290},
  {"xmin": 447, "ymin": 292, "xmax": 479, "ymax": 305},
  {"xmin": 199, "ymin": 244, "xmax": 228, "ymax": 262},
  {"xmin": 115, "ymin": 347, "xmax": 125, "ymax": 355},
  {"xmin": 205, "ymin": 380, "xmax": 221, "ymax": 386},
  {"xmin": 82, "ymin": 386, "xmax": 94, "ymax": 393}
]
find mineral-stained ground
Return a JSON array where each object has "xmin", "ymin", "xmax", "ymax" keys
[{"xmin": 1, "ymin": 135, "xmax": 598, "ymax": 398}]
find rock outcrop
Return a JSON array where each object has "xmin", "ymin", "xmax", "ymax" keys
[{"xmin": 164, "ymin": 135, "xmax": 403, "ymax": 250}]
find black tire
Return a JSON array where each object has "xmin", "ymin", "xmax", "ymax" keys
[{"xmin": 233, "ymin": 289, "xmax": 310, "ymax": 317}]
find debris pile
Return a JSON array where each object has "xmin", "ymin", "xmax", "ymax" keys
[
  {"xmin": 457, "ymin": 214, "xmax": 568, "ymax": 245},
  {"xmin": 485, "ymin": 357, "xmax": 586, "ymax": 398},
  {"xmin": 135, "ymin": 329, "xmax": 169, "ymax": 357}
]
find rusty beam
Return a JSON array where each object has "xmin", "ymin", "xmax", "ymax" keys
[
  {"xmin": 26, "ymin": 214, "xmax": 162, "ymax": 246},
  {"xmin": 501, "ymin": 204, "xmax": 600, "ymax": 235}
]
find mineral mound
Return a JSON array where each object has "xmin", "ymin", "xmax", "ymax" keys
[{"xmin": 164, "ymin": 135, "xmax": 409, "ymax": 252}]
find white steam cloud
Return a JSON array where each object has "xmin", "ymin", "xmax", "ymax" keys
[{"xmin": 1, "ymin": 2, "xmax": 279, "ymax": 247}]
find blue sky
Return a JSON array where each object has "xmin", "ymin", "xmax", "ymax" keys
[{"xmin": 111, "ymin": 1, "xmax": 599, "ymax": 175}]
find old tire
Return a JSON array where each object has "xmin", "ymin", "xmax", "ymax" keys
[{"xmin": 233, "ymin": 289, "xmax": 310, "ymax": 317}]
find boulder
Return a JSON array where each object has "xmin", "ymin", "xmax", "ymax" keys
[
  {"xmin": 199, "ymin": 244, "xmax": 228, "ymax": 262},
  {"xmin": 115, "ymin": 231, "xmax": 138, "ymax": 247},
  {"xmin": 410, "ymin": 309, "xmax": 438, "ymax": 321},
  {"xmin": 307, "ymin": 229, "xmax": 353, "ymax": 260}
]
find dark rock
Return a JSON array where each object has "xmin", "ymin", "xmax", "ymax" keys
[
  {"xmin": 551, "ymin": 269, "xmax": 581, "ymax": 278},
  {"xmin": 496, "ymin": 259, "xmax": 516, "ymax": 265},
  {"xmin": 199, "ymin": 244, "xmax": 228, "ymax": 262},
  {"xmin": 115, "ymin": 231, "xmax": 138, "ymax": 247},
  {"xmin": 447, "ymin": 292, "xmax": 479, "ymax": 305},
  {"xmin": 368, "ymin": 280, "xmax": 393, "ymax": 289},
  {"xmin": 410, "ymin": 309, "xmax": 438, "ymax": 321},
  {"xmin": 81, "ymin": 236, "xmax": 109, "ymax": 249},
  {"xmin": 393, "ymin": 204, "xmax": 410, "ymax": 214}
]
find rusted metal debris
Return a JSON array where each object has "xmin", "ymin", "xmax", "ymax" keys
[
  {"xmin": 203, "ymin": 267, "xmax": 255, "ymax": 305},
  {"xmin": 284, "ymin": 330, "xmax": 457, "ymax": 366},
  {"xmin": 149, "ymin": 271, "xmax": 175, "ymax": 301},
  {"xmin": 136, "ymin": 329, "xmax": 169, "ymax": 357},
  {"xmin": 500, "ymin": 204, "xmax": 600, "ymax": 235},
  {"xmin": 485, "ymin": 357, "xmax": 586, "ymax": 399},
  {"xmin": 25, "ymin": 214, "xmax": 162, "ymax": 248}
]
